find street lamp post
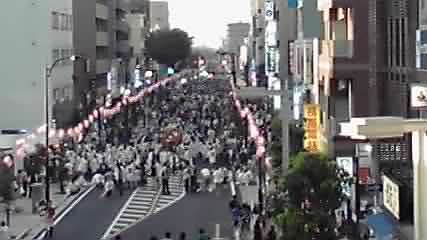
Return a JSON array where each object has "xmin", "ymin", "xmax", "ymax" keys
[
  {"xmin": 44, "ymin": 55, "xmax": 84, "ymax": 202},
  {"xmin": 340, "ymin": 117, "xmax": 427, "ymax": 240}
]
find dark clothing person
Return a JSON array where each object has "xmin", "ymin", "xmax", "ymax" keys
[
  {"xmin": 161, "ymin": 172, "xmax": 170, "ymax": 195},
  {"xmin": 179, "ymin": 232, "xmax": 186, "ymax": 240},
  {"xmin": 266, "ymin": 227, "xmax": 276, "ymax": 240},
  {"xmin": 254, "ymin": 220, "xmax": 263, "ymax": 240}
]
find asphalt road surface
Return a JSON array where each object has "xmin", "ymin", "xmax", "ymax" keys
[
  {"xmin": 49, "ymin": 187, "xmax": 133, "ymax": 240},
  {"xmin": 120, "ymin": 183, "xmax": 233, "ymax": 240}
]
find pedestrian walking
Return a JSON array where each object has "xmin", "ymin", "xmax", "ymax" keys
[
  {"xmin": 160, "ymin": 232, "xmax": 173, "ymax": 240},
  {"xmin": 103, "ymin": 178, "xmax": 114, "ymax": 198},
  {"xmin": 266, "ymin": 226, "xmax": 276, "ymax": 240},
  {"xmin": 179, "ymin": 232, "xmax": 186, "ymax": 240},
  {"xmin": 254, "ymin": 219, "xmax": 263, "ymax": 240},
  {"xmin": 182, "ymin": 166, "xmax": 191, "ymax": 192},
  {"xmin": 161, "ymin": 167, "xmax": 170, "ymax": 195}
]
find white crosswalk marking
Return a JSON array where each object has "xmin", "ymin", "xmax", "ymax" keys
[
  {"xmin": 154, "ymin": 175, "xmax": 185, "ymax": 213},
  {"xmin": 102, "ymin": 174, "xmax": 185, "ymax": 239},
  {"xmin": 101, "ymin": 178, "xmax": 157, "ymax": 239}
]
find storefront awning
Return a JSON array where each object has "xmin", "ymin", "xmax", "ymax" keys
[{"xmin": 367, "ymin": 213, "xmax": 398, "ymax": 240}]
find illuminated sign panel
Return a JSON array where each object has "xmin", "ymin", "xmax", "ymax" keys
[{"xmin": 303, "ymin": 104, "xmax": 321, "ymax": 152}]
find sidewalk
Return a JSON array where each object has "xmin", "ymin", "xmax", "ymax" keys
[{"xmin": 2, "ymin": 183, "xmax": 93, "ymax": 239}]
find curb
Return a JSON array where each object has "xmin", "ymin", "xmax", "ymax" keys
[{"xmin": 23, "ymin": 185, "xmax": 96, "ymax": 240}]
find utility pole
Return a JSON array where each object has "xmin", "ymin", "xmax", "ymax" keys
[{"xmin": 124, "ymin": 71, "xmax": 130, "ymax": 144}]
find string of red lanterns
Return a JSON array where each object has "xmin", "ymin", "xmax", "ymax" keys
[
  {"xmin": 229, "ymin": 77, "xmax": 267, "ymax": 161},
  {"xmin": 15, "ymin": 70, "xmax": 189, "ymax": 156}
]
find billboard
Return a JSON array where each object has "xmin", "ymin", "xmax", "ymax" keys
[
  {"xmin": 303, "ymin": 104, "xmax": 321, "ymax": 152},
  {"xmin": 410, "ymin": 83, "xmax": 427, "ymax": 108},
  {"xmin": 383, "ymin": 175, "xmax": 400, "ymax": 220},
  {"xmin": 337, "ymin": 157, "xmax": 353, "ymax": 197}
]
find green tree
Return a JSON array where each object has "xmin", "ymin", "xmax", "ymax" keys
[
  {"xmin": 145, "ymin": 28, "xmax": 193, "ymax": 67},
  {"xmin": 273, "ymin": 152, "xmax": 344, "ymax": 240},
  {"xmin": 270, "ymin": 116, "xmax": 304, "ymax": 169}
]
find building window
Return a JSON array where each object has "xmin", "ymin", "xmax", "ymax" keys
[
  {"xmin": 421, "ymin": 30, "xmax": 427, "ymax": 45},
  {"xmin": 53, "ymin": 88, "xmax": 60, "ymax": 101},
  {"xmin": 395, "ymin": 19, "xmax": 400, "ymax": 66},
  {"xmin": 52, "ymin": 49, "xmax": 60, "ymax": 61},
  {"xmin": 52, "ymin": 12, "xmax": 59, "ymax": 29},
  {"xmin": 421, "ymin": 54, "xmax": 427, "ymax": 69},
  {"xmin": 401, "ymin": 18, "xmax": 406, "ymax": 66}
]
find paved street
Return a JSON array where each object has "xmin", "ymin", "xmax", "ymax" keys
[
  {"xmin": 48, "ymin": 188, "xmax": 133, "ymax": 240},
  {"xmin": 120, "ymin": 184, "xmax": 233, "ymax": 240}
]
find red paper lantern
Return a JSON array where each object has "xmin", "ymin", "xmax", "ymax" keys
[
  {"xmin": 93, "ymin": 110, "xmax": 99, "ymax": 119},
  {"xmin": 67, "ymin": 128, "xmax": 74, "ymax": 136}
]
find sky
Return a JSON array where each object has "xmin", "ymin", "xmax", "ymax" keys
[{"xmin": 164, "ymin": 0, "xmax": 251, "ymax": 48}]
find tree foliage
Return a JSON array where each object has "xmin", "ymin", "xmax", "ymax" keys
[
  {"xmin": 270, "ymin": 116, "xmax": 304, "ymax": 169},
  {"xmin": 273, "ymin": 152, "xmax": 344, "ymax": 240},
  {"xmin": 145, "ymin": 28, "xmax": 193, "ymax": 66}
]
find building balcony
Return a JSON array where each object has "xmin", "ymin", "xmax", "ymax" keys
[
  {"xmin": 96, "ymin": 3, "xmax": 109, "ymax": 20},
  {"xmin": 320, "ymin": 40, "xmax": 353, "ymax": 58},
  {"xmin": 96, "ymin": 32, "xmax": 109, "ymax": 46},
  {"xmin": 116, "ymin": 20, "xmax": 129, "ymax": 33},
  {"xmin": 318, "ymin": 0, "xmax": 353, "ymax": 10},
  {"xmin": 96, "ymin": 59, "xmax": 110, "ymax": 74}
]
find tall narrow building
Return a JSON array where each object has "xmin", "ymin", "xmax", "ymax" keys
[{"xmin": 150, "ymin": 1, "xmax": 170, "ymax": 30}]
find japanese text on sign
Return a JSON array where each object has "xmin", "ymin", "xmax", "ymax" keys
[{"xmin": 303, "ymin": 104, "xmax": 320, "ymax": 153}]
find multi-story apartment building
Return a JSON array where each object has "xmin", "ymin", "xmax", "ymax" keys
[
  {"xmin": 317, "ymin": 0, "xmax": 416, "ymax": 182},
  {"xmin": 72, "ymin": 0, "xmax": 133, "ymax": 113},
  {"xmin": 290, "ymin": 0, "xmax": 320, "ymax": 121},
  {"xmin": 368, "ymin": 0, "xmax": 417, "ymax": 179},
  {"xmin": 0, "ymin": 0, "xmax": 51, "ymax": 132},
  {"xmin": 226, "ymin": 23, "xmax": 251, "ymax": 55},
  {"xmin": 316, "ymin": 0, "xmax": 368, "ymax": 158},
  {"xmin": 0, "ymin": 0, "xmax": 77, "ymax": 131},
  {"xmin": 150, "ymin": 1, "xmax": 170, "ymax": 31},
  {"xmin": 417, "ymin": 0, "xmax": 427, "ymax": 83},
  {"xmin": 249, "ymin": 0, "xmax": 266, "ymax": 83}
]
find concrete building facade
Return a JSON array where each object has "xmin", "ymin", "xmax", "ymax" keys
[
  {"xmin": 0, "ymin": 0, "xmax": 50, "ymax": 132},
  {"xmin": 226, "ymin": 22, "xmax": 250, "ymax": 55},
  {"xmin": 150, "ymin": 1, "xmax": 169, "ymax": 30}
]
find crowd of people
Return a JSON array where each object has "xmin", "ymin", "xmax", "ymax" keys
[{"xmin": 6, "ymin": 68, "xmax": 274, "ymax": 240}]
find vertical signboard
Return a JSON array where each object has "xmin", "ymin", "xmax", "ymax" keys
[
  {"xmin": 303, "ymin": 104, "xmax": 321, "ymax": 152},
  {"xmin": 288, "ymin": 0, "xmax": 298, "ymax": 8},
  {"xmin": 265, "ymin": 1, "xmax": 274, "ymax": 21},
  {"xmin": 336, "ymin": 157, "xmax": 353, "ymax": 197},
  {"xmin": 383, "ymin": 175, "xmax": 400, "ymax": 220}
]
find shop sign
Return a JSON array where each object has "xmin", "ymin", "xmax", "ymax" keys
[
  {"xmin": 410, "ymin": 83, "xmax": 427, "ymax": 109},
  {"xmin": 303, "ymin": 104, "xmax": 320, "ymax": 153},
  {"xmin": 337, "ymin": 156, "xmax": 353, "ymax": 197},
  {"xmin": 265, "ymin": 1, "xmax": 274, "ymax": 21},
  {"xmin": 383, "ymin": 175, "xmax": 400, "ymax": 220}
]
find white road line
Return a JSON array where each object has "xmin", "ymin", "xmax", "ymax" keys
[
  {"xmin": 54, "ymin": 185, "xmax": 96, "ymax": 225},
  {"xmin": 36, "ymin": 185, "xmax": 97, "ymax": 240},
  {"xmin": 101, "ymin": 189, "xmax": 139, "ymax": 239}
]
